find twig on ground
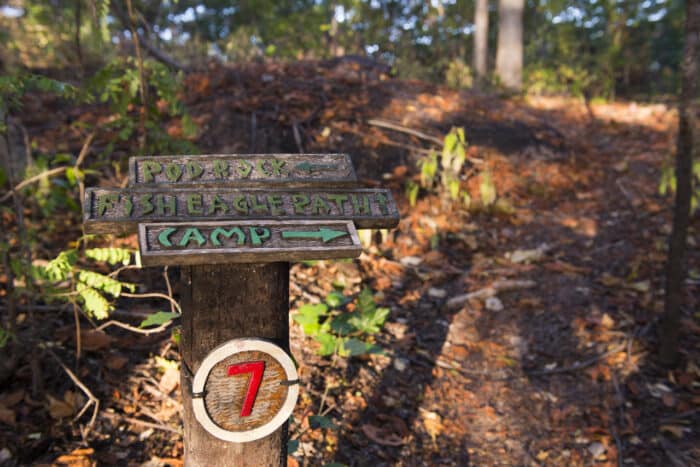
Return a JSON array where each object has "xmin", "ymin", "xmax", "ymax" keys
[
  {"xmin": 43, "ymin": 346, "xmax": 99, "ymax": 440},
  {"xmin": 367, "ymin": 119, "xmax": 443, "ymax": 145},
  {"xmin": 526, "ymin": 342, "xmax": 627, "ymax": 377},
  {"xmin": 446, "ymin": 279, "xmax": 537, "ymax": 311},
  {"xmin": 101, "ymin": 411, "xmax": 181, "ymax": 434}
]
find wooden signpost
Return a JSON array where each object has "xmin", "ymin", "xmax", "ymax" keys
[{"xmin": 83, "ymin": 154, "xmax": 398, "ymax": 467}]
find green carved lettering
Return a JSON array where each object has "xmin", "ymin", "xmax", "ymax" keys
[
  {"xmin": 248, "ymin": 227, "xmax": 270, "ymax": 245},
  {"xmin": 267, "ymin": 195, "xmax": 284, "ymax": 215},
  {"xmin": 96, "ymin": 194, "xmax": 119, "ymax": 216},
  {"xmin": 155, "ymin": 195, "xmax": 177, "ymax": 216},
  {"xmin": 375, "ymin": 193, "xmax": 389, "ymax": 215},
  {"xmin": 326, "ymin": 194, "xmax": 348, "ymax": 212},
  {"xmin": 210, "ymin": 227, "xmax": 246, "ymax": 246},
  {"xmin": 142, "ymin": 161, "xmax": 161, "ymax": 182},
  {"xmin": 213, "ymin": 160, "xmax": 229, "ymax": 178},
  {"xmin": 208, "ymin": 195, "xmax": 229, "ymax": 215},
  {"xmin": 233, "ymin": 196, "xmax": 249, "ymax": 214},
  {"xmin": 270, "ymin": 159, "xmax": 286, "ymax": 176},
  {"xmin": 157, "ymin": 227, "xmax": 177, "ymax": 247},
  {"xmin": 165, "ymin": 163, "xmax": 182, "ymax": 182},
  {"xmin": 292, "ymin": 194, "xmax": 310, "ymax": 214},
  {"xmin": 185, "ymin": 161, "xmax": 204, "ymax": 179},
  {"xmin": 250, "ymin": 195, "xmax": 269, "ymax": 214},
  {"xmin": 256, "ymin": 159, "xmax": 272, "ymax": 176},
  {"xmin": 140, "ymin": 194, "xmax": 154, "ymax": 215},
  {"xmin": 123, "ymin": 196, "xmax": 134, "ymax": 216},
  {"xmin": 179, "ymin": 228, "xmax": 206, "ymax": 247},
  {"xmin": 237, "ymin": 161, "xmax": 252, "ymax": 178},
  {"xmin": 311, "ymin": 195, "xmax": 331, "ymax": 215},
  {"xmin": 351, "ymin": 194, "xmax": 370, "ymax": 215},
  {"xmin": 186, "ymin": 194, "xmax": 203, "ymax": 215}
]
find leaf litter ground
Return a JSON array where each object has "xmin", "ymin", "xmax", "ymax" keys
[{"xmin": 2, "ymin": 60, "xmax": 699, "ymax": 466}]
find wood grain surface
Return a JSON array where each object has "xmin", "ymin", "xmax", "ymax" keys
[
  {"xmin": 202, "ymin": 350, "xmax": 288, "ymax": 432},
  {"xmin": 83, "ymin": 187, "xmax": 399, "ymax": 233},
  {"xmin": 138, "ymin": 220, "xmax": 361, "ymax": 266},
  {"xmin": 180, "ymin": 263, "xmax": 289, "ymax": 467},
  {"xmin": 129, "ymin": 153, "xmax": 357, "ymax": 187}
]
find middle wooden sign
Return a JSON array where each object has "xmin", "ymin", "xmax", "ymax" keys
[{"xmin": 83, "ymin": 153, "xmax": 399, "ymax": 265}]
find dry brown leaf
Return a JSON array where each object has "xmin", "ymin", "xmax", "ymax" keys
[
  {"xmin": 0, "ymin": 404, "xmax": 15, "ymax": 426},
  {"xmin": 361, "ymin": 414, "xmax": 409, "ymax": 447},
  {"xmin": 47, "ymin": 395, "xmax": 75, "ymax": 419},
  {"xmin": 0, "ymin": 390, "xmax": 25, "ymax": 407},
  {"xmin": 662, "ymin": 392, "xmax": 676, "ymax": 408},
  {"xmin": 80, "ymin": 330, "xmax": 114, "ymax": 351},
  {"xmin": 419, "ymin": 408, "xmax": 443, "ymax": 442},
  {"xmin": 159, "ymin": 367, "xmax": 180, "ymax": 394},
  {"xmin": 104, "ymin": 354, "xmax": 128, "ymax": 370},
  {"xmin": 660, "ymin": 424, "xmax": 686, "ymax": 439},
  {"xmin": 54, "ymin": 447, "xmax": 95, "ymax": 467}
]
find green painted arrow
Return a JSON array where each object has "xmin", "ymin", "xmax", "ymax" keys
[
  {"xmin": 282, "ymin": 228, "xmax": 348, "ymax": 243},
  {"xmin": 295, "ymin": 162, "xmax": 340, "ymax": 173}
]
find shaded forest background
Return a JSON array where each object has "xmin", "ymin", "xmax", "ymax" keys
[{"xmin": 1, "ymin": 1, "xmax": 699, "ymax": 466}]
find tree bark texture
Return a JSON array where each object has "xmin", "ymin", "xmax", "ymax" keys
[
  {"xmin": 473, "ymin": 0, "xmax": 489, "ymax": 82},
  {"xmin": 660, "ymin": 0, "xmax": 700, "ymax": 365},
  {"xmin": 495, "ymin": 0, "xmax": 524, "ymax": 91},
  {"xmin": 180, "ymin": 263, "xmax": 290, "ymax": 466}
]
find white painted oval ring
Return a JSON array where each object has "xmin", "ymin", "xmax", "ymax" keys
[{"xmin": 192, "ymin": 338, "xmax": 299, "ymax": 442}]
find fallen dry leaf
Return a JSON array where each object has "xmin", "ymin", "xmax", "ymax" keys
[
  {"xmin": 159, "ymin": 367, "xmax": 180, "ymax": 394},
  {"xmin": 47, "ymin": 395, "xmax": 75, "ymax": 420},
  {"xmin": 80, "ymin": 330, "xmax": 114, "ymax": 351},
  {"xmin": 419, "ymin": 408, "xmax": 443, "ymax": 443},
  {"xmin": 105, "ymin": 354, "xmax": 129, "ymax": 370},
  {"xmin": 361, "ymin": 414, "xmax": 409, "ymax": 446},
  {"xmin": 0, "ymin": 404, "xmax": 15, "ymax": 426},
  {"xmin": 54, "ymin": 447, "xmax": 95, "ymax": 467}
]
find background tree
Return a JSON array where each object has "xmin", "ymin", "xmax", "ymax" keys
[
  {"xmin": 473, "ymin": 0, "xmax": 489, "ymax": 85},
  {"xmin": 496, "ymin": 0, "xmax": 524, "ymax": 91},
  {"xmin": 659, "ymin": 0, "xmax": 700, "ymax": 365}
]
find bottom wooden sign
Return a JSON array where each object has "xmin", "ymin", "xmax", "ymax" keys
[
  {"xmin": 192, "ymin": 338, "xmax": 299, "ymax": 443},
  {"xmin": 138, "ymin": 220, "xmax": 361, "ymax": 266}
]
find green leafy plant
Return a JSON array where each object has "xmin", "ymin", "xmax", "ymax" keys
[
  {"xmin": 88, "ymin": 57, "xmax": 198, "ymax": 156},
  {"xmin": 660, "ymin": 160, "xmax": 700, "ymax": 213},
  {"xmin": 8, "ymin": 242, "xmax": 138, "ymax": 322},
  {"xmin": 408, "ymin": 127, "xmax": 471, "ymax": 207},
  {"xmin": 293, "ymin": 288, "xmax": 388, "ymax": 357}
]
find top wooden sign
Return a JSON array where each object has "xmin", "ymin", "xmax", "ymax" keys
[{"xmin": 129, "ymin": 154, "xmax": 357, "ymax": 188}]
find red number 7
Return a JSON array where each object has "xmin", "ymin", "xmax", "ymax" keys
[{"xmin": 227, "ymin": 361, "xmax": 265, "ymax": 417}]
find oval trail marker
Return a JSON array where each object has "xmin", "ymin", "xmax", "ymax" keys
[{"xmin": 192, "ymin": 338, "xmax": 299, "ymax": 443}]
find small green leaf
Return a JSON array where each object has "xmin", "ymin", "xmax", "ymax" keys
[
  {"xmin": 85, "ymin": 247, "xmax": 133, "ymax": 265},
  {"xmin": 315, "ymin": 333, "xmax": 338, "ymax": 356},
  {"xmin": 325, "ymin": 290, "xmax": 347, "ymax": 308},
  {"xmin": 309, "ymin": 415, "xmax": 337, "ymax": 430},
  {"xmin": 330, "ymin": 313, "xmax": 355, "ymax": 336},
  {"xmin": 343, "ymin": 338, "xmax": 373, "ymax": 356},
  {"xmin": 140, "ymin": 311, "xmax": 179, "ymax": 328},
  {"xmin": 287, "ymin": 439, "xmax": 299, "ymax": 455}
]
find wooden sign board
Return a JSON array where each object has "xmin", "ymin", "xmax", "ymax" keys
[
  {"xmin": 138, "ymin": 220, "xmax": 361, "ymax": 266},
  {"xmin": 83, "ymin": 187, "xmax": 399, "ymax": 234},
  {"xmin": 129, "ymin": 154, "xmax": 357, "ymax": 187},
  {"xmin": 192, "ymin": 338, "xmax": 299, "ymax": 443}
]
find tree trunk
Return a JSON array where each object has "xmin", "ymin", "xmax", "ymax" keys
[
  {"xmin": 180, "ymin": 263, "xmax": 290, "ymax": 466},
  {"xmin": 495, "ymin": 0, "xmax": 524, "ymax": 91},
  {"xmin": 659, "ymin": 0, "xmax": 700, "ymax": 365},
  {"xmin": 473, "ymin": 0, "xmax": 489, "ymax": 84}
]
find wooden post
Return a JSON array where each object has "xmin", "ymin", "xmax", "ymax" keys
[{"xmin": 180, "ymin": 262, "xmax": 290, "ymax": 467}]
